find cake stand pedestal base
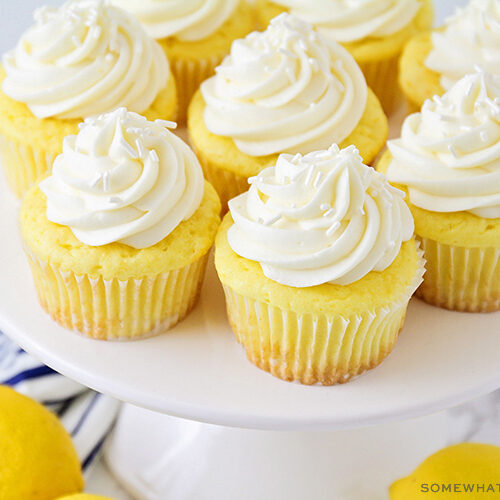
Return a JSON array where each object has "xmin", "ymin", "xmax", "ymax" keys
[{"xmin": 105, "ymin": 404, "xmax": 452, "ymax": 500}]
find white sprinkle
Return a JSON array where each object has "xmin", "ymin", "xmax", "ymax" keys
[
  {"xmin": 329, "ymin": 144, "xmax": 340, "ymax": 154},
  {"xmin": 448, "ymin": 144, "xmax": 459, "ymax": 158},
  {"xmin": 285, "ymin": 67, "xmax": 296, "ymax": 82},
  {"xmin": 323, "ymin": 208, "xmax": 336, "ymax": 218},
  {"xmin": 120, "ymin": 138, "xmax": 138, "ymax": 159},
  {"xmin": 304, "ymin": 167, "xmax": 315, "ymax": 186},
  {"xmin": 474, "ymin": 63, "xmax": 484, "ymax": 73},
  {"xmin": 92, "ymin": 25, "xmax": 102, "ymax": 39},
  {"xmin": 90, "ymin": 174, "xmax": 101, "ymax": 188},
  {"xmin": 433, "ymin": 95, "xmax": 443, "ymax": 106},
  {"xmin": 291, "ymin": 203, "xmax": 297, "ymax": 209},
  {"xmin": 105, "ymin": 53, "xmax": 114, "ymax": 62},
  {"xmin": 109, "ymin": 196, "xmax": 122, "ymax": 204},
  {"xmin": 155, "ymin": 119, "xmax": 177, "ymax": 129},
  {"xmin": 102, "ymin": 172, "xmax": 110, "ymax": 191},
  {"xmin": 298, "ymin": 38, "xmax": 307, "ymax": 51},
  {"xmin": 494, "ymin": 97, "xmax": 500, "ymax": 105},
  {"xmin": 320, "ymin": 203, "xmax": 331, "ymax": 211},
  {"xmin": 135, "ymin": 139, "xmax": 145, "ymax": 159},
  {"xmin": 326, "ymin": 222, "xmax": 340, "ymax": 237},
  {"xmin": 480, "ymin": 131, "xmax": 489, "ymax": 142},
  {"xmin": 72, "ymin": 35, "xmax": 81, "ymax": 47},
  {"xmin": 279, "ymin": 48, "xmax": 297, "ymax": 59},
  {"xmin": 313, "ymin": 171, "xmax": 324, "ymax": 188},
  {"xmin": 149, "ymin": 150, "xmax": 159, "ymax": 162},
  {"xmin": 248, "ymin": 176, "xmax": 258, "ymax": 184},
  {"xmin": 264, "ymin": 213, "xmax": 282, "ymax": 226},
  {"xmin": 308, "ymin": 58, "xmax": 319, "ymax": 71},
  {"xmin": 466, "ymin": 81, "xmax": 474, "ymax": 96},
  {"xmin": 78, "ymin": 122, "xmax": 85, "ymax": 130}
]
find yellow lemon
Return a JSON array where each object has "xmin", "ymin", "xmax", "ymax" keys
[
  {"xmin": 390, "ymin": 443, "xmax": 500, "ymax": 499},
  {"xmin": 0, "ymin": 385, "xmax": 83, "ymax": 499},
  {"xmin": 56, "ymin": 495, "xmax": 115, "ymax": 500}
]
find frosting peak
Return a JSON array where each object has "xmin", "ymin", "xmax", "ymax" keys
[
  {"xmin": 228, "ymin": 145, "xmax": 414, "ymax": 287},
  {"xmin": 387, "ymin": 72, "xmax": 500, "ymax": 219},
  {"xmin": 110, "ymin": 0, "xmax": 239, "ymax": 41},
  {"xmin": 272, "ymin": 0, "xmax": 422, "ymax": 43},
  {"xmin": 2, "ymin": 0, "xmax": 169, "ymax": 119},
  {"xmin": 40, "ymin": 108, "xmax": 204, "ymax": 248},
  {"xmin": 426, "ymin": 0, "xmax": 500, "ymax": 90},
  {"xmin": 201, "ymin": 14, "xmax": 367, "ymax": 157}
]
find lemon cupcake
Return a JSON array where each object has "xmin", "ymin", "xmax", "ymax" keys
[
  {"xmin": 215, "ymin": 145, "xmax": 424, "ymax": 385},
  {"xmin": 0, "ymin": 0, "xmax": 177, "ymax": 198},
  {"xmin": 110, "ymin": 0, "xmax": 255, "ymax": 123},
  {"xmin": 20, "ymin": 109, "xmax": 220, "ymax": 340},
  {"xmin": 189, "ymin": 14, "xmax": 388, "ymax": 210},
  {"xmin": 381, "ymin": 72, "xmax": 500, "ymax": 312},
  {"xmin": 256, "ymin": 0, "xmax": 434, "ymax": 113},
  {"xmin": 400, "ymin": 0, "xmax": 500, "ymax": 111}
]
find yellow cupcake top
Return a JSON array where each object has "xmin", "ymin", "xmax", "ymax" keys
[
  {"xmin": 21, "ymin": 179, "xmax": 220, "ymax": 280},
  {"xmin": 2, "ymin": 0, "xmax": 169, "ymax": 119},
  {"xmin": 110, "ymin": 0, "xmax": 239, "ymax": 41},
  {"xmin": 40, "ymin": 108, "xmax": 204, "ymax": 249},
  {"xmin": 200, "ymin": 14, "xmax": 368, "ymax": 157},
  {"xmin": 387, "ymin": 72, "xmax": 500, "ymax": 220},
  {"xmin": 227, "ymin": 145, "xmax": 414, "ymax": 287}
]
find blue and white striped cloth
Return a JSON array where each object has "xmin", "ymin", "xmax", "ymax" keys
[{"xmin": 0, "ymin": 332, "xmax": 120, "ymax": 476}]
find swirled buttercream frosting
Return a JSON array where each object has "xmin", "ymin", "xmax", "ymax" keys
[
  {"xmin": 271, "ymin": 0, "xmax": 422, "ymax": 43},
  {"xmin": 227, "ymin": 145, "xmax": 414, "ymax": 287},
  {"xmin": 387, "ymin": 72, "xmax": 500, "ymax": 219},
  {"xmin": 40, "ymin": 108, "xmax": 204, "ymax": 248},
  {"xmin": 110, "ymin": 0, "xmax": 239, "ymax": 41},
  {"xmin": 426, "ymin": 0, "xmax": 500, "ymax": 90},
  {"xmin": 201, "ymin": 14, "xmax": 367, "ymax": 157},
  {"xmin": 2, "ymin": 0, "xmax": 169, "ymax": 119}
]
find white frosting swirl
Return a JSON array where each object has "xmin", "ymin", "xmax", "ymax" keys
[
  {"xmin": 110, "ymin": 0, "xmax": 239, "ymax": 41},
  {"xmin": 2, "ymin": 0, "xmax": 169, "ymax": 120},
  {"xmin": 228, "ymin": 145, "xmax": 414, "ymax": 287},
  {"xmin": 426, "ymin": 0, "xmax": 500, "ymax": 90},
  {"xmin": 387, "ymin": 72, "xmax": 500, "ymax": 219},
  {"xmin": 40, "ymin": 108, "xmax": 204, "ymax": 248},
  {"xmin": 201, "ymin": 14, "xmax": 367, "ymax": 157},
  {"xmin": 272, "ymin": 0, "xmax": 422, "ymax": 43}
]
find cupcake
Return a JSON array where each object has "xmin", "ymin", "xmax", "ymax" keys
[
  {"xmin": 20, "ymin": 108, "xmax": 221, "ymax": 340},
  {"xmin": 0, "ymin": 0, "xmax": 177, "ymax": 198},
  {"xmin": 188, "ymin": 14, "xmax": 388, "ymax": 210},
  {"xmin": 380, "ymin": 71, "xmax": 500, "ymax": 312},
  {"xmin": 110, "ymin": 0, "xmax": 255, "ymax": 123},
  {"xmin": 400, "ymin": 0, "xmax": 500, "ymax": 111},
  {"xmin": 256, "ymin": 0, "xmax": 434, "ymax": 113},
  {"xmin": 215, "ymin": 144, "xmax": 424, "ymax": 385}
]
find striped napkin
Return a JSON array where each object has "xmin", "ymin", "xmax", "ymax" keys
[{"xmin": 0, "ymin": 332, "xmax": 120, "ymax": 476}]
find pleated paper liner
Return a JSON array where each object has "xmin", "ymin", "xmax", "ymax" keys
[
  {"xmin": 417, "ymin": 235, "xmax": 500, "ymax": 313},
  {"xmin": 194, "ymin": 148, "xmax": 250, "ymax": 212},
  {"xmin": 359, "ymin": 55, "xmax": 401, "ymax": 115},
  {"xmin": 0, "ymin": 133, "xmax": 57, "ymax": 198},
  {"xmin": 222, "ymin": 246, "xmax": 426, "ymax": 385},
  {"xmin": 169, "ymin": 54, "xmax": 222, "ymax": 125},
  {"xmin": 26, "ymin": 251, "xmax": 209, "ymax": 340}
]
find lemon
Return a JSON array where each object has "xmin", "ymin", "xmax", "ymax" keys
[
  {"xmin": 56, "ymin": 495, "xmax": 115, "ymax": 499},
  {"xmin": 0, "ymin": 385, "xmax": 83, "ymax": 499},
  {"xmin": 390, "ymin": 443, "xmax": 500, "ymax": 499}
]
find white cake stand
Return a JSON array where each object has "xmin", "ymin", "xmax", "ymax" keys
[{"xmin": 1, "ymin": 181, "xmax": 500, "ymax": 499}]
